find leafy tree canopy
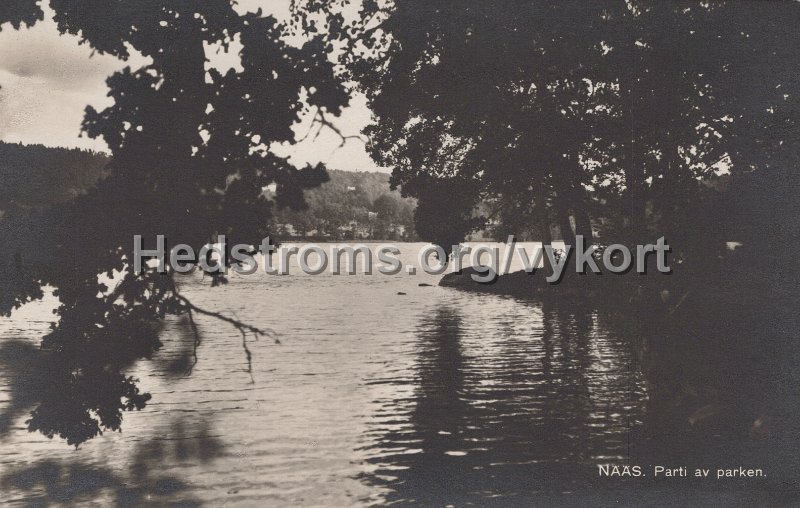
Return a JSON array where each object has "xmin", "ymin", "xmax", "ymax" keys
[
  {"xmin": 0, "ymin": 1, "xmax": 350, "ymax": 445},
  {"xmin": 302, "ymin": 0, "xmax": 798, "ymax": 254}
]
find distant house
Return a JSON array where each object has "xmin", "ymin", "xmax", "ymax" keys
[
  {"xmin": 276, "ymin": 223, "xmax": 297, "ymax": 236},
  {"xmin": 346, "ymin": 186, "xmax": 357, "ymax": 191}
]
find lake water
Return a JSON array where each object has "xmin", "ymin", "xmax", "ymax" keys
[{"xmin": 0, "ymin": 242, "xmax": 650, "ymax": 506}]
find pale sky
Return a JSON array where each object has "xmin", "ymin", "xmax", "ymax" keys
[{"xmin": 0, "ymin": 1, "xmax": 387, "ymax": 172}]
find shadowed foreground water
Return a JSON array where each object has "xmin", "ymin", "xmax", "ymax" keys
[{"xmin": 1, "ymin": 243, "xmax": 656, "ymax": 506}]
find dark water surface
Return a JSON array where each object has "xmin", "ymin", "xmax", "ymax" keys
[{"xmin": 0, "ymin": 243, "xmax": 672, "ymax": 506}]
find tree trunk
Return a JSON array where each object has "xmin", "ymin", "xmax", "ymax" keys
[
  {"xmin": 556, "ymin": 202, "xmax": 575, "ymax": 244},
  {"xmin": 575, "ymin": 206, "xmax": 593, "ymax": 244},
  {"xmin": 536, "ymin": 188, "xmax": 553, "ymax": 275}
]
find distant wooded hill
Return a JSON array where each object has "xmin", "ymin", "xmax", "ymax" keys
[
  {"xmin": 268, "ymin": 169, "xmax": 417, "ymax": 241},
  {"xmin": 0, "ymin": 142, "xmax": 415, "ymax": 239},
  {"xmin": 0, "ymin": 141, "xmax": 109, "ymax": 213}
]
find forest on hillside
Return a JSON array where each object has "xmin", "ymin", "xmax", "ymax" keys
[
  {"xmin": 0, "ymin": 142, "xmax": 415, "ymax": 240},
  {"xmin": 269, "ymin": 169, "xmax": 416, "ymax": 240},
  {"xmin": 0, "ymin": 141, "xmax": 109, "ymax": 213}
]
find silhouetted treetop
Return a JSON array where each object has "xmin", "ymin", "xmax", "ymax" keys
[
  {"xmin": 303, "ymin": 0, "xmax": 798, "ymax": 252},
  {"xmin": 0, "ymin": 0, "xmax": 42, "ymax": 31}
]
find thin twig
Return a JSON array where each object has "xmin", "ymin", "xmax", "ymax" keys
[
  {"xmin": 298, "ymin": 108, "xmax": 324, "ymax": 143},
  {"xmin": 167, "ymin": 275, "xmax": 277, "ymax": 381},
  {"xmin": 315, "ymin": 109, "xmax": 366, "ymax": 148},
  {"xmin": 300, "ymin": 107, "xmax": 366, "ymax": 148},
  {"xmin": 175, "ymin": 294, "xmax": 273, "ymax": 338},
  {"xmin": 184, "ymin": 307, "xmax": 201, "ymax": 376},
  {"xmin": 239, "ymin": 328, "xmax": 254, "ymax": 384},
  {"xmin": 669, "ymin": 290, "xmax": 692, "ymax": 315}
]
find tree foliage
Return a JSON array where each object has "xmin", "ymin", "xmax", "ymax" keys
[
  {"xmin": 270, "ymin": 169, "xmax": 416, "ymax": 239},
  {"xmin": 0, "ymin": 1, "xmax": 349, "ymax": 445},
  {"xmin": 0, "ymin": 0, "xmax": 42, "ymax": 31},
  {"xmin": 303, "ymin": 0, "xmax": 798, "ymax": 256}
]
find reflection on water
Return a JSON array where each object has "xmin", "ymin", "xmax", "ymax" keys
[
  {"xmin": 1, "ymin": 415, "xmax": 223, "ymax": 506},
  {"xmin": 359, "ymin": 303, "xmax": 648, "ymax": 505},
  {"xmin": 0, "ymin": 243, "xmax": 654, "ymax": 505},
  {"xmin": 0, "ymin": 340, "xmax": 47, "ymax": 439}
]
